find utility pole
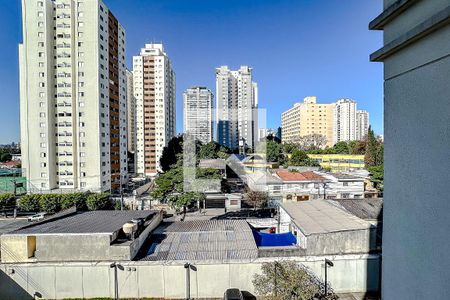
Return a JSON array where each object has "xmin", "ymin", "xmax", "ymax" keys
[
  {"xmin": 324, "ymin": 258, "xmax": 334, "ymax": 297},
  {"xmin": 120, "ymin": 176, "xmax": 124, "ymax": 210},
  {"xmin": 184, "ymin": 263, "xmax": 197, "ymax": 299}
]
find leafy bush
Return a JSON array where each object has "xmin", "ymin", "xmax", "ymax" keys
[
  {"xmin": 60, "ymin": 192, "xmax": 89, "ymax": 210},
  {"xmin": 86, "ymin": 193, "xmax": 112, "ymax": 210},
  {"xmin": 0, "ymin": 193, "xmax": 16, "ymax": 209},
  {"xmin": 19, "ymin": 194, "xmax": 41, "ymax": 212},
  {"xmin": 38, "ymin": 194, "xmax": 61, "ymax": 214}
]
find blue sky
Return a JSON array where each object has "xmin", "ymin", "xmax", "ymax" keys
[{"xmin": 0, "ymin": 0, "xmax": 383, "ymax": 144}]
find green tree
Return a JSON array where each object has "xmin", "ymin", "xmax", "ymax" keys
[
  {"xmin": 19, "ymin": 194, "xmax": 41, "ymax": 212},
  {"xmin": 332, "ymin": 141, "xmax": 350, "ymax": 154},
  {"xmin": 0, "ymin": 193, "xmax": 16, "ymax": 210},
  {"xmin": 60, "ymin": 192, "xmax": 89, "ymax": 210},
  {"xmin": 198, "ymin": 141, "xmax": 217, "ymax": 159},
  {"xmin": 160, "ymin": 135, "xmax": 184, "ymax": 171},
  {"xmin": 0, "ymin": 152, "xmax": 12, "ymax": 162},
  {"xmin": 349, "ymin": 140, "xmax": 366, "ymax": 155},
  {"xmin": 169, "ymin": 191, "xmax": 205, "ymax": 210},
  {"xmin": 244, "ymin": 190, "xmax": 268, "ymax": 210},
  {"xmin": 289, "ymin": 149, "xmax": 309, "ymax": 166},
  {"xmin": 368, "ymin": 165, "xmax": 384, "ymax": 192},
  {"xmin": 266, "ymin": 141, "xmax": 285, "ymax": 164},
  {"xmin": 86, "ymin": 193, "xmax": 112, "ymax": 210},
  {"xmin": 282, "ymin": 143, "xmax": 298, "ymax": 155},
  {"xmin": 253, "ymin": 261, "xmax": 338, "ymax": 300},
  {"xmin": 38, "ymin": 194, "xmax": 61, "ymax": 213},
  {"xmin": 365, "ymin": 126, "xmax": 379, "ymax": 167}
]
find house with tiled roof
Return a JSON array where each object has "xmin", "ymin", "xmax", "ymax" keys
[{"xmin": 245, "ymin": 169, "xmax": 365, "ymax": 204}]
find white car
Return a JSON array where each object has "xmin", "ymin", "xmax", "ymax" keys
[{"xmin": 28, "ymin": 213, "xmax": 45, "ymax": 222}]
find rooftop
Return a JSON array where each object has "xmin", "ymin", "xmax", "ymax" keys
[
  {"xmin": 276, "ymin": 171, "xmax": 326, "ymax": 182},
  {"xmin": 0, "ymin": 219, "xmax": 29, "ymax": 235},
  {"xmin": 8, "ymin": 210, "xmax": 157, "ymax": 235},
  {"xmin": 141, "ymin": 220, "xmax": 258, "ymax": 261},
  {"xmin": 280, "ymin": 200, "xmax": 372, "ymax": 235},
  {"xmin": 331, "ymin": 173, "xmax": 365, "ymax": 181},
  {"xmin": 198, "ymin": 159, "xmax": 226, "ymax": 170},
  {"xmin": 328, "ymin": 198, "xmax": 383, "ymax": 221}
]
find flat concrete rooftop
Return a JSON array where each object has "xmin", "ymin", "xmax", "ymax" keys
[
  {"xmin": 141, "ymin": 220, "xmax": 258, "ymax": 261},
  {"xmin": 7, "ymin": 210, "xmax": 157, "ymax": 235},
  {"xmin": 281, "ymin": 200, "xmax": 372, "ymax": 235}
]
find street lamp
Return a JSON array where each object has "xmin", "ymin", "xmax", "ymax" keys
[
  {"xmin": 324, "ymin": 258, "xmax": 334, "ymax": 297},
  {"xmin": 184, "ymin": 263, "xmax": 197, "ymax": 300},
  {"xmin": 110, "ymin": 262, "xmax": 124, "ymax": 300}
]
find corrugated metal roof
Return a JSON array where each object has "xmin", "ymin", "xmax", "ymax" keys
[
  {"xmin": 9, "ymin": 211, "xmax": 157, "ymax": 235},
  {"xmin": 280, "ymin": 200, "xmax": 372, "ymax": 235},
  {"xmin": 142, "ymin": 220, "xmax": 258, "ymax": 261},
  {"xmin": 328, "ymin": 198, "xmax": 383, "ymax": 220}
]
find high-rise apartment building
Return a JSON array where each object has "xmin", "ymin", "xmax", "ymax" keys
[
  {"xmin": 126, "ymin": 69, "xmax": 136, "ymax": 153},
  {"xmin": 355, "ymin": 110, "xmax": 370, "ymax": 140},
  {"xmin": 183, "ymin": 87, "xmax": 213, "ymax": 144},
  {"xmin": 333, "ymin": 99, "xmax": 357, "ymax": 144},
  {"xmin": 215, "ymin": 66, "xmax": 258, "ymax": 150},
  {"xmin": 281, "ymin": 97, "xmax": 334, "ymax": 146},
  {"xmin": 19, "ymin": 0, "xmax": 128, "ymax": 193},
  {"xmin": 133, "ymin": 44, "xmax": 176, "ymax": 177}
]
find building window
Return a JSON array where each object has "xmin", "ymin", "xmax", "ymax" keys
[
  {"xmin": 40, "ymin": 172, "xmax": 47, "ymax": 178},
  {"xmin": 38, "ymin": 22, "xmax": 44, "ymax": 27}
]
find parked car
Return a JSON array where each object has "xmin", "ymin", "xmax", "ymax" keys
[
  {"xmin": 28, "ymin": 213, "xmax": 45, "ymax": 222},
  {"xmin": 224, "ymin": 288, "xmax": 244, "ymax": 300}
]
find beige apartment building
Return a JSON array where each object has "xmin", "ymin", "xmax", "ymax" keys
[
  {"xmin": 281, "ymin": 96, "xmax": 334, "ymax": 147},
  {"xmin": 19, "ymin": 0, "xmax": 128, "ymax": 193},
  {"xmin": 133, "ymin": 44, "xmax": 176, "ymax": 177}
]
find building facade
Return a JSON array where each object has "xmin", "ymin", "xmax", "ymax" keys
[
  {"xmin": 333, "ymin": 98, "xmax": 357, "ymax": 144},
  {"xmin": 126, "ymin": 69, "xmax": 136, "ymax": 153},
  {"xmin": 183, "ymin": 87, "xmax": 213, "ymax": 144},
  {"xmin": 370, "ymin": 1, "xmax": 450, "ymax": 298},
  {"xmin": 281, "ymin": 97, "xmax": 334, "ymax": 147},
  {"xmin": 19, "ymin": 0, "xmax": 128, "ymax": 193},
  {"xmin": 133, "ymin": 44, "xmax": 176, "ymax": 176},
  {"xmin": 215, "ymin": 66, "xmax": 258, "ymax": 150},
  {"xmin": 356, "ymin": 109, "xmax": 369, "ymax": 140}
]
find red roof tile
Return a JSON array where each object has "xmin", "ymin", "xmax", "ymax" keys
[{"xmin": 276, "ymin": 171, "xmax": 325, "ymax": 182}]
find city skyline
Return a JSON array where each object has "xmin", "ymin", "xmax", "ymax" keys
[{"xmin": 0, "ymin": 0, "xmax": 383, "ymax": 144}]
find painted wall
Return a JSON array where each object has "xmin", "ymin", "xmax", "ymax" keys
[
  {"xmin": 0, "ymin": 255, "xmax": 380, "ymax": 299},
  {"xmin": 374, "ymin": 1, "xmax": 450, "ymax": 299}
]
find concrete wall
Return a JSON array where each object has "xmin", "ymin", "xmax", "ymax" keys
[
  {"xmin": 0, "ymin": 236, "xmax": 33, "ymax": 263},
  {"xmin": 0, "ymin": 255, "xmax": 380, "ymax": 299},
  {"xmin": 279, "ymin": 206, "xmax": 375, "ymax": 256},
  {"xmin": 306, "ymin": 230, "xmax": 373, "ymax": 256},
  {"xmin": 372, "ymin": 1, "xmax": 450, "ymax": 299}
]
